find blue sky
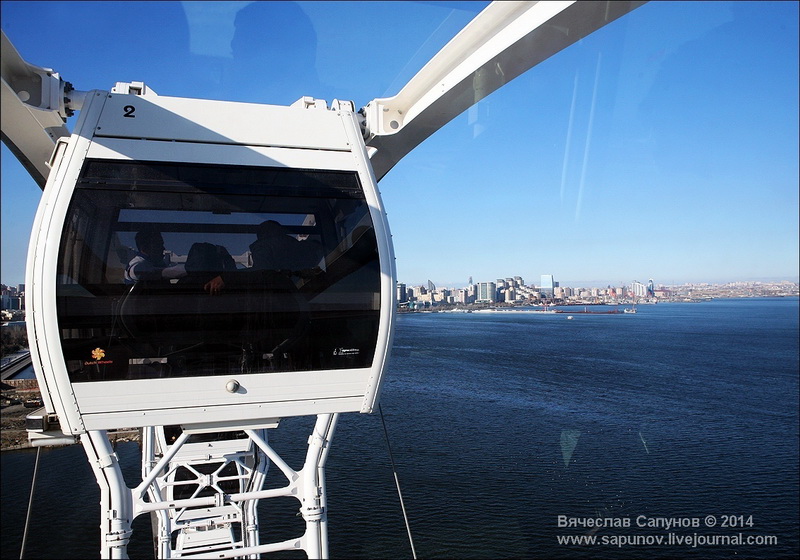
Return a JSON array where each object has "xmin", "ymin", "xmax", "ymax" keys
[{"xmin": 2, "ymin": 1, "xmax": 798, "ymax": 289}]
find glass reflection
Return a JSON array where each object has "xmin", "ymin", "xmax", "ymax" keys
[{"xmin": 57, "ymin": 160, "xmax": 381, "ymax": 382}]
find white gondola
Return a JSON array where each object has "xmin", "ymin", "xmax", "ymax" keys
[
  {"xmin": 29, "ymin": 88, "xmax": 395, "ymax": 432},
  {"xmin": 2, "ymin": 2, "xmax": 644, "ymax": 557}
]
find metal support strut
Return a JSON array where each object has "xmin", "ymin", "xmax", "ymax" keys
[{"xmin": 79, "ymin": 415, "xmax": 339, "ymax": 559}]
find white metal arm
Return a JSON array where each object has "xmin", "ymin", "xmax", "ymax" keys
[
  {"xmin": 2, "ymin": 2, "xmax": 644, "ymax": 187},
  {"xmin": 362, "ymin": 0, "xmax": 645, "ymax": 181},
  {"xmin": 0, "ymin": 30, "xmax": 74, "ymax": 188}
]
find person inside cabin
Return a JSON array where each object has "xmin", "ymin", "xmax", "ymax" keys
[
  {"xmin": 249, "ymin": 220, "xmax": 321, "ymax": 282},
  {"xmin": 125, "ymin": 229, "xmax": 225, "ymax": 294},
  {"xmin": 182, "ymin": 241, "xmax": 235, "ymax": 294},
  {"xmin": 245, "ymin": 220, "xmax": 317, "ymax": 368}
]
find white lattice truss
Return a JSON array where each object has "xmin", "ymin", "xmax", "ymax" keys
[{"xmin": 81, "ymin": 414, "xmax": 339, "ymax": 559}]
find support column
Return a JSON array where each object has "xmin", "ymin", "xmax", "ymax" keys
[
  {"xmin": 300, "ymin": 413, "xmax": 339, "ymax": 559},
  {"xmin": 81, "ymin": 430, "xmax": 133, "ymax": 559}
]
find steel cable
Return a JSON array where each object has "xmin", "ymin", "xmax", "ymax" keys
[{"xmin": 379, "ymin": 403, "xmax": 417, "ymax": 559}]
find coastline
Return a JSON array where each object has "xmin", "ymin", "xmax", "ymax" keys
[
  {"xmin": 398, "ymin": 294, "xmax": 799, "ymax": 313},
  {"xmin": 1, "ymin": 404, "xmax": 35, "ymax": 451},
  {"xmin": 1, "ymin": 387, "xmax": 139, "ymax": 452},
  {"xmin": 2, "ymin": 296, "xmax": 796, "ymax": 450}
]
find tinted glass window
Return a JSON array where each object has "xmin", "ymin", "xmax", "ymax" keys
[{"xmin": 57, "ymin": 160, "xmax": 380, "ymax": 382}]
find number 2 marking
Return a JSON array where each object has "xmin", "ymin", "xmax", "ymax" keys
[{"xmin": 123, "ymin": 105, "xmax": 136, "ymax": 118}]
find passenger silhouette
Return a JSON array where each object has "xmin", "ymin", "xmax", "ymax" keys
[
  {"xmin": 125, "ymin": 230, "xmax": 186, "ymax": 284},
  {"xmin": 243, "ymin": 221, "xmax": 316, "ymax": 371},
  {"xmin": 183, "ymin": 242, "xmax": 235, "ymax": 295},
  {"xmin": 125, "ymin": 230, "xmax": 226, "ymax": 295},
  {"xmin": 249, "ymin": 220, "xmax": 321, "ymax": 278}
]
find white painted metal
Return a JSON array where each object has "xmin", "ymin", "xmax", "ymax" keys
[
  {"xmin": 26, "ymin": 91, "xmax": 395, "ymax": 434},
  {"xmin": 138, "ymin": 426, "xmax": 270, "ymax": 558},
  {"xmin": 0, "ymin": 30, "xmax": 71, "ymax": 187},
  {"xmin": 80, "ymin": 418, "xmax": 337, "ymax": 559},
  {"xmin": 25, "ymin": 89, "xmax": 110, "ymax": 432},
  {"xmin": 94, "ymin": 93, "xmax": 353, "ymax": 151},
  {"xmin": 85, "ymin": 137, "xmax": 357, "ymax": 170},
  {"xmin": 363, "ymin": 0, "xmax": 645, "ymax": 180}
]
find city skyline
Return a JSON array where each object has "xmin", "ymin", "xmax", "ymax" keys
[
  {"xmin": 395, "ymin": 275, "xmax": 799, "ymax": 293},
  {"xmin": 394, "ymin": 277, "xmax": 798, "ymax": 308},
  {"xmin": 3, "ymin": 272, "xmax": 798, "ymax": 295},
  {"xmin": 2, "ymin": 2, "xmax": 798, "ymax": 288}
]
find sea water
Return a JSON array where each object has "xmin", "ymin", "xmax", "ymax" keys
[{"xmin": 2, "ymin": 298, "xmax": 798, "ymax": 559}]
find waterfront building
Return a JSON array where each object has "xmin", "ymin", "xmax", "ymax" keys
[
  {"xmin": 396, "ymin": 282, "xmax": 407, "ymax": 303},
  {"xmin": 516, "ymin": 284, "xmax": 535, "ymax": 301},
  {"xmin": 416, "ymin": 292, "xmax": 433, "ymax": 304},
  {"xmin": 1, "ymin": 285, "xmax": 23, "ymax": 310},
  {"xmin": 465, "ymin": 283, "xmax": 477, "ymax": 303},
  {"xmin": 631, "ymin": 280, "xmax": 648, "ymax": 299},
  {"xmin": 477, "ymin": 282, "xmax": 497, "ymax": 303}
]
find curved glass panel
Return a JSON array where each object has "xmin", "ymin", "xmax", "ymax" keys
[{"xmin": 56, "ymin": 160, "xmax": 380, "ymax": 382}]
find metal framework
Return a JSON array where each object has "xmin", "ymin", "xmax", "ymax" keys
[{"xmin": 80, "ymin": 415, "xmax": 338, "ymax": 558}]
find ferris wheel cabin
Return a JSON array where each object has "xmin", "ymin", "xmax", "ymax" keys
[{"xmin": 27, "ymin": 88, "xmax": 396, "ymax": 434}]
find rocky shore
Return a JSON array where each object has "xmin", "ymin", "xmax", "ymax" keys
[
  {"xmin": 1, "ymin": 387, "xmax": 139, "ymax": 451},
  {"xmin": 1, "ymin": 400, "xmax": 32, "ymax": 451},
  {"xmin": 1, "ymin": 383, "xmax": 43, "ymax": 450}
]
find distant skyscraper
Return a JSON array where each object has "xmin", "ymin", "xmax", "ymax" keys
[
  {"xmin": 541, "ymin": 274, "xmax": 555, "ymax": 298},
  {"xmin": 647, "ymin": 279, "xmax": 655, "ymax": 297},
  {"xmin": 428, "ymin": 279, "xmax": 436, "ymax": 292},
  {"xmin": 396, "ymin": 282, "xmax": 407, "ymax": 303}
]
